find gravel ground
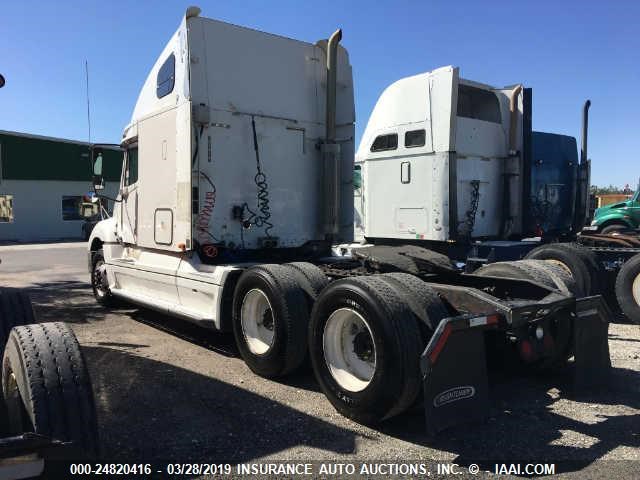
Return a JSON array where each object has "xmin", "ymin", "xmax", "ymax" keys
[{"xmin": 1, "ymin": 243, "xmax": 638, "ymax": 478}]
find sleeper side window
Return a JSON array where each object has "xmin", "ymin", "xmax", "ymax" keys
[
  {"xmin": 457, "ymin": 84, "xmax": 501, "ymax": 123},
  {"xmin": 156, "ymin": 53, "xmax": 175, "ymax": 98},
  {"xmin": 405, "ymin": 129, "xmax": 426, "ymax": 148},
  {"xmin": 371, "ymin": 133, "xmax": 398, "ymax": 152}
]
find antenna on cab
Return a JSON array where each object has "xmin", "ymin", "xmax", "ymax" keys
[{"xmin": 85, "ymin": 60, "xmax": 91, "ymax": 143}]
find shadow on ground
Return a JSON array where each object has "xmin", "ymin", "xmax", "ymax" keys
[
  {"xmin": 381, "ymin": 364, "xmax": 640, "ymax": 474},
  {"xmin": 84, "ymin": 345, "xmax": 356, "ymax": 465},
  {"xmin": 25, "ymin": 280, "xmax": 111, "ymax": 324},
  {"xmin": 23, "ymin": 277, "xmax": 640, "ymax": 474},
  {"xmin": 24, "ymin": 280, "xmax": 239, "ymax": 356}
]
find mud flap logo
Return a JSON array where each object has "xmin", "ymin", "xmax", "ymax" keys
[{"xmin": 433, "ymin": 386, "xmax": 475, "ymax": 407}]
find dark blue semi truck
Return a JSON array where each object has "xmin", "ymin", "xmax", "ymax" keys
[{"xmin": 467, "ymin": 99, "xmax": 640, "ymax": 324}]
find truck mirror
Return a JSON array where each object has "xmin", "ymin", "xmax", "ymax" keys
[
  {"xmin": 0, "ymin": 74, "xmax": 5, "ymax": 89},
  {"xmin": 92, "ymin": 151, "xmax": 104, "ymax": 191},
  {"xmin": 79, "ymin": 194, "xmax": 100, "ymax": 219}
]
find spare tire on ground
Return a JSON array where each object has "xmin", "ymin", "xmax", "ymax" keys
[
  {"xmin": 1, "ymin": 322, "xmax": 99, "ymax": 458},
  {"xmin": 0, "ymin": 288, "xmax": 37, "ymax": 359},
  {"xmin": 615, "ymin": 254, "xmax": 640, "ymax": 325},
  {"xmin": 524, "ymin": 243, "xmax": 602, "ymax": 296}
]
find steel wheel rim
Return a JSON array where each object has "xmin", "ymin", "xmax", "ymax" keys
[
  {"xmin": 323, "ymin": 308, "xmax": 377, "ymax": 392},
  {"xmin": 241, "ymin": 288, "xmax": 275, "ymax": 355},
  {"xmin": 93, "ymin": 260, "xmax": 109, "ymax": 298},
  {"xmin": 633, "ymin": 273, "xmax": 640, "ymax": 306}
]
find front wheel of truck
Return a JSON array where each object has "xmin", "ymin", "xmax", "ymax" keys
[{"xmin": 91, "ymin": 250, "xmax": 115, "ymax": 307}]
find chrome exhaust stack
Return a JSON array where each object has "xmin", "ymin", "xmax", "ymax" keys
[
  {"xmin": 321, "ymin": 29, "xmax": 343, "ymax": 239},
  {"xmin": 581, "ymin": 99, "xmax": 591, "ymax": 165},
  {"xmin": 573, "ymin": 100, "xmax": 592, "ymax": 232}
]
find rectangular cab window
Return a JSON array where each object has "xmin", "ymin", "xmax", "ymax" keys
[
  {"xmin": 405, "ymin": 129, "xmax": 425, "ymax": 148},
  {"xmin": 371, "ymin": 133, "xmax": 398, "ymax": 152}
]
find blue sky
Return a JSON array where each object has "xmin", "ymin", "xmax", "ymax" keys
[{"xmin": 1, "ymin": 1, "xmax": 638, "ymax": 187}]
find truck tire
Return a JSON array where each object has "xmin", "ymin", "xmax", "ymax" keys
[
  {"xmin": 380, "ymin": 273, "xmax": 448, "ymax": 332},
  {"xmin": 519, "ymin": 260, "xmax": 583, "ymax": 297},
  {"xmin": 309, "ymin": 275, "xmax": 424, "ymax": 425},
  {"xmin": 1, "ymin": 322, "xmax": 98, "ymax": 457},
  {"xmin": 0, "ymin": 289, "xmax": 36, "ymax": 359},
  {"xmin": 474, "ymin": 261, "xmax": 558, "ymax": 290},
  {"xmin": 91, "ymin": 249, "xmax": 116, "ymax": 307},
  {"xmin": 474, "ymin": 261, "xmax": 572, "ymax": 368},
  {"xmin": 232, "ymin": 264, "xmax": 309, "ymax": 378},
  {"xmin": 282, "ymin": 262, "xmax": 329, "ymax": 301},
  {"xmin": 615, "ymin": 254, "xmax": 640, "ymax": 325},
  {"xmin": 379, "ymin": 273, "xmax": 449, "ymax": 415},
  {"xmin": 601, "ymin": 223, "xmax": 629, "ymax": 235},
  {"xmin": 524, "ymin": 243, "xmax": 601, "ymax": 296}
]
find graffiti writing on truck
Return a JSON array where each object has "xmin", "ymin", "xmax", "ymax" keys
[
  {"xmin": 195, "ymin": 170, "xmax": 220, "ymax": 257},
  {"xmin": 197, "ymin": 188, "xmax": 216, "ymax": 244}
]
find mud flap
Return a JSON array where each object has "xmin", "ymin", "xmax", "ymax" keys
[
  {"xmin": 420, "ymin": 315, "xmax": 497, "ymax": 436},
  {"xmin": 573, "ymin": 296, "xmax": 612, "ymax": 389}
]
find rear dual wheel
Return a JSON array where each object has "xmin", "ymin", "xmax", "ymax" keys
[
  {"xmin": 232, "ymin": 263, "xmax": 327, "ymax": 378},
  {"xmin": 233, "ymin": 266, "xmax": 449, "ymax": 424},
  {"xmin": 309, "ymin": 274, "xmax": 448, "ymax": 424},
  {"xmin": 474, "ymin": 259, "xmax": 582, "ymax": 297},
  {"xmin": 475, "ymin": 259, "xmax": 576, "ymax": 368},
  {"xmin": 524, "ymin": 243, "xmax": 602, "ymax": 296}
]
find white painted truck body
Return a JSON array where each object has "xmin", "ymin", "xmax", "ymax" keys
[
  {"xmin": 356, "ymin": 66, "xmax": 524, "ymax": 242},
  {"xmin": 86, "ymin": 16, "xmax": 611, "ymax": 430},
  {"xmin": 89, "ymin": 10, "xmax": 354, "ymax": 329}
]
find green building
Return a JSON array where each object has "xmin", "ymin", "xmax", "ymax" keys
[{"xmin": 0, "ymin": 130, "xmax": 122, "ymax": 241}]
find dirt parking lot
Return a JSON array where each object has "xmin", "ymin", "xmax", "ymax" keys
[{"xmin": 1, "ymin": 242, "xmax": 638, "ymax": 478}]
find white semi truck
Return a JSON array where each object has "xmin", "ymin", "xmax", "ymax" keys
[
  {"xmin": 354, "ymin": 68, "xmax": 640, "ymax": 324},
  {"xmin": 87, "ymin": 7, "xmax": 611, "ymax": 433}
]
